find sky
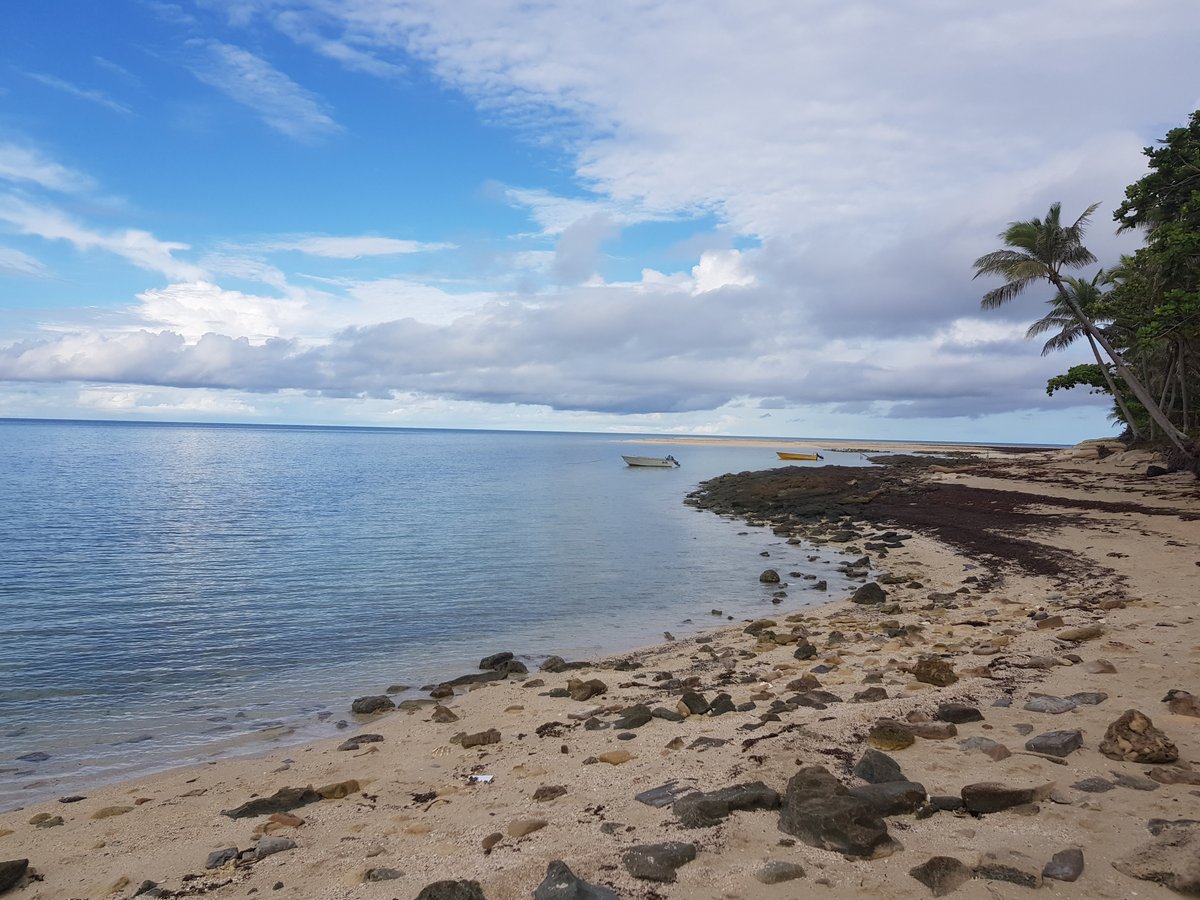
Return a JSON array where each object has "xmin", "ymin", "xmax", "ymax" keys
[{"xmin": 1, "ymin": 1, "xmax": 1198, "ymax": 443}]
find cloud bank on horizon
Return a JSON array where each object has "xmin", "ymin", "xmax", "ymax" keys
[{"xmin": 1, "ymin": 0, "xmax": 1197, "ymax": 442}]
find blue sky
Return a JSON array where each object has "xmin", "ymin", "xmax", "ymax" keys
[{"xmin": 2, "ymin": 1, "xmax": 1198, "ymax": 442}]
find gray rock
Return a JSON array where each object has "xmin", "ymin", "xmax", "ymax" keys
[
  {"xmin": 847, "ymin": 781, "xmax": 927, "ymax": 816},
  {"xmin": 678, "ymin": 692, "xmax": 710, "ymax": 715},
  {"xmin": 909, "ymin": 856, "xmax": 972, "ymax": 896},
  {"xmin": 975, "ymin": 849, "xmax": 1042, "ymax": 888},
  {"xmin": 911, "ymin": 656, "xmax": 957, "ymax": 686},
  {"xmin": 621, "ymin": 842, "xmax": 697, "ymax": 882},
  {"xmin": 1068, "ymin": 691, "xmax": 1108, "ymax": 705},
  {"xmin": 0, "ymin": 860, "xmax": 29, "ymax": 893},
  {"xmin": 479, "ymin": 651, "xmax": 514, "ymax": 670},
  {"xmin": 338, "ymin": 733, "xmax": 384, "ymax": 751},
  {"xmin": 221, "ymin": 786, "xmax": 320, "ymax": 819},
  {"xmin": 1024, "ymin": 730, "xmax": 1083, "ymax": 758},
  {"xmin": 205, "ymin": 847, "xmax": 239, "ymax": 869},
  {"xmin": 851, "ymin": 582, "xmax": 887, "ymax": 605},
  {"xmin": 1071, "ymin": 777, "xmax": 1114, "ymax": 793},
  {"xmin": 1043, "ymin": 848, "xmax": 1084, "ymax": 882},
  {"xmin": 1110, "ymin": 771, "xmax": 1160, "ymax": 791},
  {"xmin": 673, "ymin": 781, "xmax": 780, "ymax": 828},
  {"xmin": 612, "ymin": 705, "xmax": 654, "ymax": 729},
  {"xmin": 853, "ymin": 748, "xmax": 906, "ymax": 784},
  {"xmin": 961, "ymin": 781, "xmax": 1053, "ymax": 814},
  {"xmin": 958, "ymin": 737, "xmax": 1011, "ymax": 761},
  {"xmin": 852, "ymin": 686, "xmax": 889, "ymax": 702},
  {"xmin": 415, "ymin": 880, "xmax": 488, "ymax": 900},
  {"xmin": 351, "ymin": 695, "xmax": 396, "ymax": 715},
  {"xmin": 778, "ymin": 766, "xmax": 895, "ymax": 859},
  {"xmin": 533, "ymin": 860, "xmax": 619, "ymax": 899},
  {"xmin": 754, "ymin": 860, "xmax": 806, "ymax": 884},
  {"xmin": 1023, "ymin": 696, "xmax": 1076, "ymax": 714},
  {"xmin": 1112, "ymin": 823, "xmax": 1200, "ymax": 894},
  {"xmin": 936, "ymin": 703, "xmax": 983, "ymax": 724},
  {"xmin": 634, "ymin": 781, "xmax": 696, "ymax": 808},
  {"xmin": 365, "ymin": 868, "xmax": 403, "ymax": 882},
  {"xmin": 255, "ymin": 836, "xmax": 296, "ymax": 860},
  {"xmin": 760, "ymin": 569, "xmax": 781, "ymax": 583}
]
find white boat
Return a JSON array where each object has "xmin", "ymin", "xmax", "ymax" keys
[{"xmin": 622, "ymin": 454, "xmax": 680, "ymax": 468}]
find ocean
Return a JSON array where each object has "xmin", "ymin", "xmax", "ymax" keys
[{"xmin": 0, "ymin": 419, "xmax": 869, "ymax": 808}]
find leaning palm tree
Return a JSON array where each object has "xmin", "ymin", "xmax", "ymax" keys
[
  {"xmin": 1025, "ymin": 272, "xmax": 1142, "ymax": 438},
  {"xmin": 973, "ymin": 202, "xmax": 1187, "ymax": 449}
]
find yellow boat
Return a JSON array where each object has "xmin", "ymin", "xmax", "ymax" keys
[{"xmin": 776, "ymin": 451, "xmax": 823, "ymax": 461}]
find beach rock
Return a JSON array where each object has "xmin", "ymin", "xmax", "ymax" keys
[
  {"xmin": 1099, "ymin": 710, "xmax": 1178, "ymax": 763},
  {"xmin": 461, "ymin": 728, "xmax": 501, "ymax": 749},
  {"xmin": 759, "ymin": 569, "xmax": 781, "ymax": 583},
  {"xmin": 621, "ymin": 842, "xmax": 697, "ymax": 882},
  {"xmin": 612, "ymin": 705, "xmax": 653, "ymax": 729},
  {"xmin": 672, "ymin": 781, "xmax": 780, "ymax": 828},
  {"xmin": 497, "ymin": 659, "xmax": 528, "ymax": 676},
  {"xmin": 754, "ymin": 860, "xmax": 806, "ymax": 884},
  {"xmin": 479, "ymin": 651, "xmax": 514, "ymax": 670},
  {"xmin": 793, "ymin": 690, "xmax": 843, "ymax": 709},
  {"xmin": 533, "ymin": 785, "xmax": 567, "ymax": 802},
  {"xmin": 351, "ymin": 695, "xmax": 396, "ymax": 715},
  {"xmin": 430, "ymin": 705, "xmax": 459, "ymax": 723},
  {"xmin": 1023, "ymin": 696, "xmax": 1076, "ymax": 714},
  {"xmin": 853, "ymin": 687, "xmax": 889, "ymax": 702},
  {"xmin": 221, "ymin": 786, "xmax": 320, "ymax": 819},
  {"xmin": 316, "ymin": 779, "xmax": 359, "ymax": 799},
  {"xmin": 778, "ymin": 766, "xmax": 895, "ymax": 859},
  {"xmin": 566, "ymin": 678, "xmax": 607, "ymax": 702},
  {"xmin": 1164, "ymin": 690, "xmax": 1200, "ymax": 717},
  {"xmin": 848, "ymin": 781, "xmax": 927, "ymax": 816},
  {"xmin": 1148, "ymin": 765, "xmax": 1200, "ymax": 786},
  {"xmin": 677, "ymin": 692, "xmax": 710, "ymax": 716},
  {"xmin": 1071, "ymin": 777, "xmax": 1114, "ymax": 793},
  {"xmin": 868, "ymin": 719, "xmax": 915, "ymax": 751},
  {"xmin": 851, "ymin": 582, "xmax": 887, "ymax": 605},
  {"xmin": 15, "ymin": 752, "xmax": 48, "ymax": 763},
  {"xmin": 1084, "ymin": 658, "xmax": 1118, "ymax": 674},
  {"xmin": 912, "ymin": 656, "xmax": 958, "ymax": 686},
  {"xmin": 937, "ymin": 703, "xmax": 983, "ymax": 724},
  {"xmin": 1112, "ymin": 823, "xmax": 1200, "ymax": 895},
  {"xmin": 793, "ymin": 640, "xmax": 817, "ymax": 660},
  {"xmin": 909, "ymin": 856, "xmax": 972, "ymax": 896},
  {"xmin": 533, "ymin": 860, "xmax": 619, "ymax": 900},
  {"xmin": 0, "ymin": 860, "xmax": 28, "ymax": 894},
  {"xmin": 365, "ymin": 867, "xmax": 403, "ymax": 882},
  {"xmin": 91, "ymin": 805, "xmax": 134, "ymax": 819},
  {"xmin": 854, "ymin": 749, "xmax": 906, "ymax": 784},
  {"xmin": 1025, "ymin": 730, "xmax": 1083, "ymax": 757},
  {"xmin": 1110, "ymin": 771, "xmax": 1160, "ymax": 791},
  {"xmin": 975, "ymin": 849, "xmax": 1042, "ymax": 888},
  {"xmin": 910, "ymin": 722, "xmax": 958, "ymax": 740},
  {"xmin": 338, "ymin": 733, "xmax": 383, "ymax": 751},
  {"xmin": 1043, "ymin": 848, "xmax": 1084, "ymax": 882},
  {"xmin": 415, "ymin": 880, "xmax": 488, "ymax": 900},
  {"xmin": 597, "ymin": 750, "xmax": 633, "ymax": 765},
  {"xmin": 961, "ymin": 781, "xmax": 1054, "ymax": 814},
  {"xmin": 1068, "ymin": 691, "xmax": 1108, "ymax": 706},
  {"xmin": 1057, "ymin": 624, "xmax": 1104, "ymax": 642},
  {"xmin": 205, "ymin": 847, "xmax": 239, "ymax": 869},
  {"xmin": 255, "ymin": 836, "xmax": 296, "ymax": 860},
  {"xmin": 958, "ymin": 737, "xmax": 1011, "ymax": 761},
  {"xmin": 507, "ymin": 818, "xmax": 548, "ymax": 837}
]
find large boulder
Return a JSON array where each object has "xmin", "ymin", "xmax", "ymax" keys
[
  {"xmin": 673, "ymin": 782, "xmax": 781, "ymax": 828},
  {"xmin": 1099, "ymin": 709, "xmax": 1179, "ymax": 763},
  {"xmin": 778, "ymin": 766, "xmax": 895, "ymax": 859}
]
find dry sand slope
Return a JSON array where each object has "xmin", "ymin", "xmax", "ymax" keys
[{"xmin": 1, "ymin": 444, "xmax": 1198, "ymax": 900}]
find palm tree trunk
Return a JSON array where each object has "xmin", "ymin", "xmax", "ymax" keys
[
  {"xmin": 1084, "ymin": 333, "xmax": 1141, "ymax": 439},
  {"xmin": 1051, "ymin": 276, "xmax": 1189, "ymax": 449}
]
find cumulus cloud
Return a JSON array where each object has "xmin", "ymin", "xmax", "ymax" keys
[{"xmin": 187, "ymin": 40, "xmax": 340, "ymax": 141}]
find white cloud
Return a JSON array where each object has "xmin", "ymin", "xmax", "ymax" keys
[
  {"xmin": 132, "ymin": 281, "xmax": 309, "ymax": 342},
  {"xmin": 188, "ymin": 40, "xmax": 340, "ymax": 141},
  {"xmin": 691, "ymin": 250, "xmax": 754, "ymax": 295},
  {"xmin": 265, "ymin": 235, "xmax": 456, "ymax": 257},
  {"xmin": 0, "ymin": 247, "xmax": 46, "ymax": 277},
  {"xmin": 0, "ymin": 196, "xmax": 205, "ymax": 281},
  {"xmin": 0, "ymin": 144, "xmax": 94, "ymax": 193},
  {"xmin": 25, "ymin": 72, "xmax": 133, "ymax": 116}
]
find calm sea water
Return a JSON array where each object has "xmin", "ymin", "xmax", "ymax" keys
[{"xmin": 0, "ymin": 419, "xmax": 869, "ymax": 808}]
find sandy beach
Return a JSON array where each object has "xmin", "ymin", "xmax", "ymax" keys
[{"xmin": 2, "ymin": 442, "xmax": 1199, "ymax": 899}]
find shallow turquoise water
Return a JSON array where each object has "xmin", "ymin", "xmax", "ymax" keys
[{"xmin": 0, "ymin": 420, "xmax": 867, "ymax": 807}]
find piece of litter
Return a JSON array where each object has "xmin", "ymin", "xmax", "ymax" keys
[{"xmin": 468, "ymin": 774, "xmax": 494, "ymax": 784}]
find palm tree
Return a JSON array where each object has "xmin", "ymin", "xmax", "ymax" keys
[
  {"xmin": 973, "ymin": 202, "xmax": 1188, "ymax": 449},
  {"xmin": 1025, "ymin": 272, "xmax": 1142, "ymax": 439}
]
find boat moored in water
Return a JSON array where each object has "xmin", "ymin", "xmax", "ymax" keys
[
  {"xmin": 776, "ymin": 451, "xmax": 824, "ymax": 461},
  {"xmin": 622, "ymin": 454, "xmax": 680, "ymax": 468}
]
